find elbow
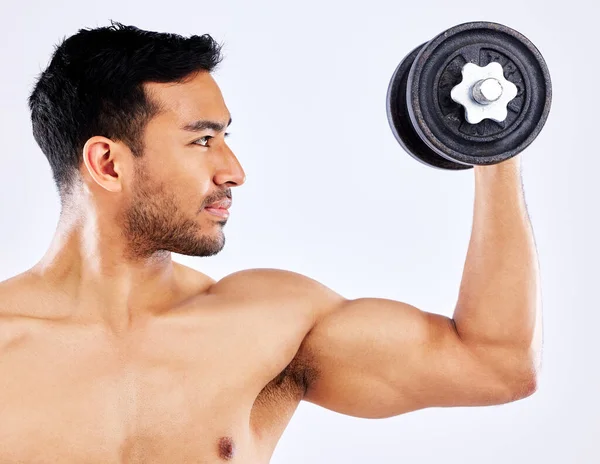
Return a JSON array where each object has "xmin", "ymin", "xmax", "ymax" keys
[
  {"xmin": 503, "ymin": 358, "xmax": 540, "ymax": 402},
  {"xmin": 494, "ymin": 373, "xmax": 538, "ymax": 405},
  {"xmin": 509, "ymin": 372, "xmax": 538, "ymax": 401}
]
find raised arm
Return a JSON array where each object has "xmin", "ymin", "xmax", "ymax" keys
[{"xmin": 296, "ymin": 157, "xmax": 542, "ymax": 418}]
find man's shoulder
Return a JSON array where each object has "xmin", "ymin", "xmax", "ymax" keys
[
  {"xmin": 0, "ymin": 272, "xmax": 47, "ymax": 351},
  {"xmin": 209, "ymin": 268, "xmax": 346, "ymax": 316},
  {"xmin": 0, "ymin": 271, "xmax": 40, "ymax": 319},
  {"xmin": 213, "ymin": 269, "xmax": 347, "ymax": 400}
]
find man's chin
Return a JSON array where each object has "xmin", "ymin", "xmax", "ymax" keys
[
  {"xmin": 177, "ymin": 232, "xmax": 226, "ymax": 257},
  {"xmin": 171, "ymin": 246, "xmax": 224, "ymax": 258}
]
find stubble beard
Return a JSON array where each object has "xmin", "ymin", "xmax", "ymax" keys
[{"xmin": 121, "ymin": 163, "xmax": 225, "ymax": 260}]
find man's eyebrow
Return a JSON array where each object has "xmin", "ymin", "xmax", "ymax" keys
[{"xmin": 180, "ymin": 116, "xmax": 232, "ymax": 133}]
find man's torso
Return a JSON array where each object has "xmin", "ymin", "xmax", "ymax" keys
[{"xmin": 0, "ymin": 265, "xmax": 319, "ymax": 463}]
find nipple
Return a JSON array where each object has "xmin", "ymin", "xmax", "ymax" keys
[{"xmin": 218, "ymin": 436, "xmax": 236, "ymax": 460}]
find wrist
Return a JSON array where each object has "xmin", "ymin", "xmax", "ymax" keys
[{"xmin": 474, "ymin": 155, "xmax": 522, "ymax": 178}]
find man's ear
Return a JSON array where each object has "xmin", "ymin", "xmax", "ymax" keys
[{"xmin": 81, "ymin": 136, "xmax": 128, "ymax": 193}]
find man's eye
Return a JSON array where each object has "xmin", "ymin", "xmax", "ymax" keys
[
  {"xmin": 194, "ymin": 136, "xmax": 213, "ymax": 147},
  {"xmin": 193, "ymin": 133, "xmax": 231, "ymax": 148}
]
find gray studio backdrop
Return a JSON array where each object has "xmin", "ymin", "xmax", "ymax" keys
[{"xmin": 0, "ymin": 0, "xmax": 597, "ymax": 462}]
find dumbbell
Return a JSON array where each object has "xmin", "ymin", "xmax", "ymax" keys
[{"xmin": 386, "ymin": 22, "xmax": 552, "ymax": 170}]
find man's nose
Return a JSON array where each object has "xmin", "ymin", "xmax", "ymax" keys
[{"xmin": 214, "ymin": 145, "xmax": 246, "ymax": 187}]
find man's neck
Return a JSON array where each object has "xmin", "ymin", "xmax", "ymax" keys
[{"xmin": 30, "ymin": 212, "xmax": 183, "ymax": 333}]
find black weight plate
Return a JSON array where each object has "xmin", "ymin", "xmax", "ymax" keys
[
  {"xmin": 407, "ymin": 22, "xmax": 552, "ymax": 166},
  {"xmin": 386, "ymin": 44, "xmax": 470, "ymax": 170}
]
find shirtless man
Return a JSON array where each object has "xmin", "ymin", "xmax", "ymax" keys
[{"xmin": 0, "ymin": 21, "xmax": 542, "ymax": 463}]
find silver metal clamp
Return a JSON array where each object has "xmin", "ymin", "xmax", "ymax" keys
[{"xmin": 450, "ymin": 62, "xmax": 518, "ymax": 124}]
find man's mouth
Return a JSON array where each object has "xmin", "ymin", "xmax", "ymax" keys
[{"xmin": 204, "ymin": 198, "xmax": 232, "ymax": 218}]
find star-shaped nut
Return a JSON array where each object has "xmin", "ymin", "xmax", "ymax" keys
[{"xmin": 450, "ymin": 62, "xmax": 518, "ymax": 125}]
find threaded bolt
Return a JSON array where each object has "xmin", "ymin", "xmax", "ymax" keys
[{"xmin": 472, "ymin": 78, "xmax": 503, "ymax": 105}]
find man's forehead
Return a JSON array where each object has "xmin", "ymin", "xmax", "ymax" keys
[{"xmin": 144, "ymin": 76, "xmax": 230, "ymax": 130}]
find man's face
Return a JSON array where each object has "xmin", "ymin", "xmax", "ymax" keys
[{"xmin": 121, "ymin": 71, "xmax": 245, "ymax": 259}]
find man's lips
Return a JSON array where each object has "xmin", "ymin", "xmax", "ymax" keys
[
  {"xmin": 205, "ymin": 198, "xmax": 232, "ymax": 210},
  {"xmin": 204, "ymin": 198, "xmax": 231, "ymax": 218}
]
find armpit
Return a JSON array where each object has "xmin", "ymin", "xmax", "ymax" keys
[
  {"xmin": 256, "ymin": 350, "xmax": 317, "ymax": 406},
  {"xmin": 249, "ymin": 348, "xmax": 319, "ymax": 443}
]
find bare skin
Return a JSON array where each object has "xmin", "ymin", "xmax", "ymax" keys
[{"xmin": 0, "ymin": 71, "xmax": 542, "ymax": 463}]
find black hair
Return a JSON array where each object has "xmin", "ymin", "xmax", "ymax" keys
[{"xmin": 28, "ymin": 20, "xmax": 225, "ymax": 200}]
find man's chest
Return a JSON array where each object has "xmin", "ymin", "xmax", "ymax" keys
[{"xmin": 0, "ymin": 308, "xmax": 311, "ymax": 463}]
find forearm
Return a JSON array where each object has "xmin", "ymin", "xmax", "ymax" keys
[{"xmin": 453, "ymin": 156, "xmax": 542, "ymax": 374}]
